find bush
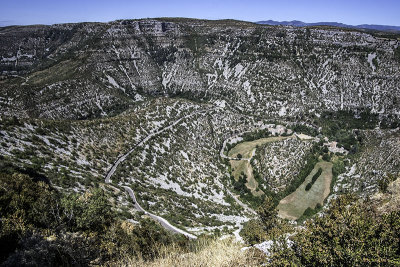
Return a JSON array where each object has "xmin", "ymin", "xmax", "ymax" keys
[
  {"xmin": 305, "ymin": 168, "xmax": 322, "ymax": 191},
  {"xmin": 305, "ymin": 183, "xmax": 312, "ymax": 191},
  {"xmin": 3, "ymin": 232, "xmax": 99, "ymax": 266},
  {"xmin": 378, "ymin": 173, "xmax": 398, "ymax": 193},
  {"xmin": 302, "ymin": 207, "xmax": 315, "ymax": 217},
  {"xmin": 0, "ymin": 172, "xmax": 62, "ymax": 262},
  {"xmin": 322, "ymin": 153, "xmax": 331, "ymax": 161},
  {"xmin": 0, "ymin": 170, "xmax": 189, "ymax": 265},
  {"xmin": 240, "ymin": 219, "xmax": 267, "ymax": 245},
  {"xmin": 233, "ymin": 173, "xmax": 249, "ymax": 195},
  {"xmin": 395, "ymin": 46, "xmax": 400, "ymax": 63},
  {"xmin": 271, "ymin": 195, "xmax": 400, "ymax": 266},
  {"xmin": 102, "ymin": 219, "xmax": 185, "ymax": 261},
  {"xmin": 61, "ymin": 188, "xmax": 113, "ymax": 232},
  {"xmin": 332, "ymin": 159, "xmax": 345, "ymax": 179},
  {"xmin": 291, "ymin": 124, "xmax": 318, "ymax": 136},
  {"xmin": 240, "ymin": 197, "xmax": 277, "ymax": 244}
]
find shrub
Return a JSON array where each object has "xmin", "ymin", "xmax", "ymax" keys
[
  {"xmin": 305, "ymin": 168, "xmax": 322, "ymax": 191},
  {"xmin": 61, "ymin": 188, "xmax": 113, "ymax": 232},
  {"xmin": 305, "ymin": 183, "xmax": 312, "ymax": 191},
  {"xmin": 378, "ymin": 173, "xmax": 398, "ymax": 193},
  {"xmin": 0, "ymin": 172, "xmax": 61, "ymax": 262},
  {"xmin": 102, "ymin": 218, "xmax": 183, "ymax": 261},
  {"xmin": 0, "ymin": 170, "xmax": 189, "ymax": 265},
  {"xmin": 240, "ymin": 219, "xmax": 267, "ymax": 245},
  {"xmin": 291, "ymin": 124, "xmax": 318, "ymax": 136},
  {"xmin": 271, "ymin": 195, "xmax": 400, "ymax": 266},
  {"xmin": 233, "ymin": 174, "xmax": 248, "ymax": 195},
  {"xmin": 322, "ymin": 153, "xmax": 331, "ymax": 161},
  {"xmin": 395, "ymin": 46, "xmax": 400, "ymax": 63},
  {"xmin": 241, "ymin": 197, "xmax": 278, "ymax": 244}
]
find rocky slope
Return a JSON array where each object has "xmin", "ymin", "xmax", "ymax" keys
[
  {"xmin": 1, "ymin": 18, "xmax": 399, "ymax": 121},
  {"xmin": 0, "ymin": 18, "xmax": 399, "ymax": 235}
]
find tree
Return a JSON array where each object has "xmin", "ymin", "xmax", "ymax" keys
[
  {"xmin": 305, "ymin": 183, "xmax": 312, "ymax": 191},
  {"xmin": 241, "ymin": 196, "xmax": 280, "ymax": 244},
  {"xmin": 395, "ymin": 46, "xmax": 400, "ymax": 63},
  {"xmin": 257, "ymin": 196, "xmax": 277, "ymax": 231},
  {"xmin": 305, "ymin": 168, "xmax": 322, "ymax": 191},
  {"xmin": 270, "ymin": 194, "xmax": 400, "ymax": 266},
  {"xmin": 61, "ymin": 188, "xmax": 113, "ymax": 232},
  {"xmin": 0, "ymin": 172, "xmax": 62, "ymax": 262},
  {"xmin": 233, "ymin": 174, "xmax": 249, "ymax": 195},
  {"xmin": 378, "ymin": 173, "xmax": 398, "ymax": 193},
  {"xmin": 240, "ymin": 219, "xmax": 267, "ymax": 245}
]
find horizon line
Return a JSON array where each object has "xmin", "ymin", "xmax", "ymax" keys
[{"xmin": 1, "ymin": 17, "xmax": 400, "ymax": 28}]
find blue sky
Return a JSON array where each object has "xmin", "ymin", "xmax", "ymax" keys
[{"xmin": 1, "ymin": 0, "xmax": 399, "ymax": 26}]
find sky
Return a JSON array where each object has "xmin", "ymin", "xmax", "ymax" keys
[{"xmin": 1, "ymin": 0, "xmax": 399, "ymax": 27}]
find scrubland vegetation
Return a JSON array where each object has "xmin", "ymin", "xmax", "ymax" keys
[
  {"xmin": 1, "ymin": 17, "xmax": 399, "ymax": 266},
  {"xmin": 0, "ymin": 171, "xmax": 189, "ymax": 265}
]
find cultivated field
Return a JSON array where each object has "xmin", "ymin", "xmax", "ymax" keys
[
  {"xmin": 228, "ymin": 136, "xmax": 292, "ymax": 158},
  {"xmin": 228, "ymin": 136, "xmax": 293, "ymax": 195},
  {"xmin": 277, "ymin": 161, "xmax": 333, "ymax": 220}
]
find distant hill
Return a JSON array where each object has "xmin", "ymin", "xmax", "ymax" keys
[{"xmin": 256, "ymin": 20, "xmax": 400, "ymax": 32}]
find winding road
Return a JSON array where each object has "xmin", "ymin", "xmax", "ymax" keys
[
  {"xmin": 105, "ymin": 109, "xmax": 211, "ymax": 239},
  {"xmin": 123, "ymin": 186, "xmax": 197, "ymax": 239},
  {"xmin": 226, "ymin": 189, "xmax": 257, "ymax": 215},
  {"xmin": 105, "ymin": 109, "xmax": 210, "ymax": 183}
]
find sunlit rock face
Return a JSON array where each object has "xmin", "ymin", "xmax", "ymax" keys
[
  {"xmin": 0, "ymin": 19, "xmax": 399, "ymax": 121},
  {"xmin": 0, "ymin": 18, "xmax": 399, "ymax": 232}
]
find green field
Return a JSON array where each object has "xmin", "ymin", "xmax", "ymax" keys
[
  {"xmin": 228, "ymin": 136, "xmax": 291, "ymax": 158},
  {"xmin": 277, "ymin": 161, "xmax": 333, "ymax": 220},
  {"xmin": 228, "ymin": 136, "xmax": 293, "ymax": 195}
]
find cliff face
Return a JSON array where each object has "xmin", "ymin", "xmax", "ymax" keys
[
  {"xmin": 0, "ymin": 19, "xmax": 399, "ymax": 234},
  {"xmin": 1, "ymin": 19, "xmax": 399, "ymax": 120}
]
